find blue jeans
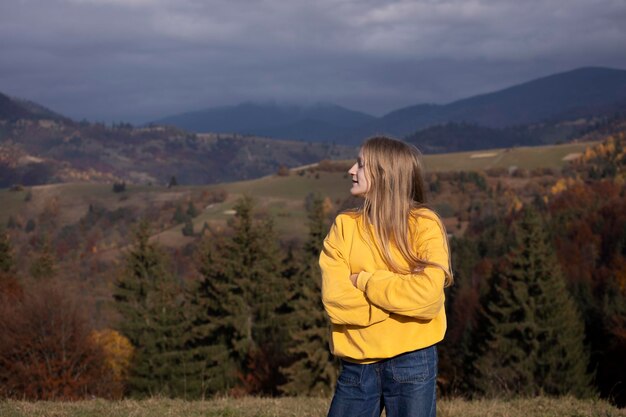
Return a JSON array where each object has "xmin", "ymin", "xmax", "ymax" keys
[{"xmin": 327, "ymin": 345, "xmax": 438, "ymax": 417}]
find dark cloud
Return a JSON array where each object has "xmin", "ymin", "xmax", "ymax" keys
[{"xmin": 1, "ymin": 0, "xmax": 625, "ymax": 123}]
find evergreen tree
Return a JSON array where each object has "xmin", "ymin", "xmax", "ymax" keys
[
  {"xmin": 6, "ymin": 216, "xmax": 18, "ymax": 230},
  {"xmin": 188, "ymin": 236, "xmax": 239, "ymax": 394},
  {"xmin": 113, "ymin": 221, "xmax": 201, "ymax": 397},
  {"xmin": 172, "ymin": 205, "xmax": 188, "ymax": 224},
  {"xmin": 24, "ymin": 219, "xmax": 36, "ymax": 233},
  {"xmin": 191, "ymin": 196, "xmax": 288, "ymax": 395},
  {"xmin": 280, "ymin": 194, "xmax": 337, "ymax": 396},
  {"xmin": 470, "ymin": 207, "xmax": 592, "ymax": 397},
  {"xmin": 0, "ymin": 228, "xmax": 16, "ymax": 274},
  {"xmin": 182, "ymin": 218, "xmax": 194, "ymax": 236},
  {"xmin": 186, "ymin": 201, "xmax": 199, "ymax": 218},
  {"xmin": 29, "ymin": 234, "xmax": 56, "ymax": 280},
  {"xmin": 0, "ymin": 228, "xmax": 21, "ymax": 298}
]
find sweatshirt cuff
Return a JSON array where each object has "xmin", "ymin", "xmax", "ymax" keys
[{"xmin": 356, "ymin": 271, "xmax": 372, "ymax": 292}]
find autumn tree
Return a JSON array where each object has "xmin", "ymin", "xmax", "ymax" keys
[
  {"xmin": 90, "ymin": 328, "xmax": 134, "ymax": 396},
  {"xmin": 0, "ymin": 283, "xmax": 114, "ymax": 399}
]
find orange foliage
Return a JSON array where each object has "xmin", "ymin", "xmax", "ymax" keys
[
  {"xmin": 0, "ymin": 272, "xmax": 22, "ymax": 300},
  {"xmin": 612, "ymin": 257, "xmax": 626, "ymax": 294},
  {"xmin": 0, "ymin": 283, "xmax": 120, "ymax": 400}
]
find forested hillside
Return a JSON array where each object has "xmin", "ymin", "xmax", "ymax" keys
[
  {"xmin": 0, "ymin": 118, "xmax": 354, "ymax": 187},
  {"xmin": 0, "ymin": 120, "xmax": 625, "ymax": 406}
]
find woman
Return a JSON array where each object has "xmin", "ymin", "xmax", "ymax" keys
[{"xmin": 320, "ymin": 136, "xmax": 453, "ymax": 417}]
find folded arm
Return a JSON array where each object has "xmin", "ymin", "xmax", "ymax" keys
[
  {"xmin": 320, "ymin": 219, "xmax": 390, "ymax": 327},
  {"xmin": 355, "ymin": 215, "xmax": 450, "ymax": 320}
]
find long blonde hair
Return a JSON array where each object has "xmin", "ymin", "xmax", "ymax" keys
[{"xmin": 358, "ymin": 136, "xmax": 453, "ymax": 287}]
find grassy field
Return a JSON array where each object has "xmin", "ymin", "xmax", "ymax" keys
[
  {"xmin": 1, "ymin": 396, "xmax": 623, "ymax": 417},
  {"xmin": 420, "ymin": 141, "xmax": 593, "ymax": 172},
  {"xmin": 0, "ymin": 140, "xmax": 599, "ymax": 245}
]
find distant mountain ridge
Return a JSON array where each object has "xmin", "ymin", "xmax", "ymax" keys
[
  {"xmin": 152, "ymin": 102, "xmax": 376, "ymax": 141},
  {"xmin": 2, "ymin": 66, "xmax": 626, "ymax": 188},
  {"xmin": 152, "ymin": 67, "xmax": 626, "ymax": 144}
]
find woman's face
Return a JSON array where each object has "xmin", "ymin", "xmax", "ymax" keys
[{"xmin": 348, "ymin": 149, "xmax": 369, "ymax": 196}]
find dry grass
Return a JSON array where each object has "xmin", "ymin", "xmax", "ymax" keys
[{"xmin": 0, "ymin": 396, "xmax": 623, "ymax": 417}]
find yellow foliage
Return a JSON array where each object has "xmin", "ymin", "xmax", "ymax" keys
[
  {"xmin": 605, "ymin": 137, "xmax": 616, "ymax": 154},
  {"xmin": 90, "ymin": 329, "xmax": 134, "ymax": 382},
  {"xmin": 504, "ymin": 191, "xmax": 524, "ymax": 214},
  {"xmin": 322, "ymin": 197, "xmax": 334, "ymax": 215},
  {"xmin": 583, "ymin": 147, "xmax": 597, "ymax": 161},
  {"xmin": 550, "ymin": 177, "xmax": 579, "ymax": 196}
]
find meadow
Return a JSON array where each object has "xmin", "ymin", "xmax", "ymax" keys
[
  {"xmin": 1, "ymin": 396, "xmax": 623, "ymax": 417},
  {"xmin": 0, "ymin": 140, "xmax": 599, "ymax": 262}
]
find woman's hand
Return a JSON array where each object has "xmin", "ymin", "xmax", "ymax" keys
[{"xmin": 350, "ymin": 273, "xmax": 359, "ymax": 288}]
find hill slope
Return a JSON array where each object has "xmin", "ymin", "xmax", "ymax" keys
[{"xmin": 0, "ymin": 92, "xmax": 68, "ymax": 122}]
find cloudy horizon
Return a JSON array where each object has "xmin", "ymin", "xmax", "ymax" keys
[{"xmin": 1, "ymin": 0, "xmax": 626, "ymax": 124}]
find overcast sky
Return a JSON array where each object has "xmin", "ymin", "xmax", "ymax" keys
[{"xmin": 1, "ymin": 0, "xmax": 625, "ymax": 123}]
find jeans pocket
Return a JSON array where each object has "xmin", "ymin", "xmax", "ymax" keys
[
  {"xmin": 391, "ymin": 346, "xmax": 437, "ymax": 383},
  {"xmin": 337, "ymin": 360, "xmax": 364, "ymax": 387}
]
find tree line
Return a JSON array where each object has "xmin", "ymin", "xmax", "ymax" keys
[
  {"xmin": 0, "ymin": 194, "xmax": 337, "ymax": 399},
  {"xmin": 0, "ymin": 133, "xmax": 624, "ymax": 404},
  {"xmin": 1, "ymin": 193, "xmax": 620, "ymax": 402}
]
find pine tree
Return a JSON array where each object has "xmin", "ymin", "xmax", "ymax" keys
[
  {"xmin": 0, "ymin": 228, "xmax": 21, "ymax": 298},
  {"xmin": 470, "ymin": 207, "xmax": 592, "ymax": 397},
  {"xmin": 186, "ymin": 201, "xmax": 199, "ymax": 218},
  {"xmin": 191, "ymin": 196, "xmax": 288, "ymax": 395},
  {"xmin": 188, "ymin": 236, "xmax": 239, "ymax": 394},
  {"xmin": 172, "ymin": 205, "xmax": 188, "ymax": 224},
  {"xmin": 182, "ymin": 218, "xmax": 194, "ymax": 236},
  {"xmin": 280, "ymin": 194, "xmax": 337, "ymax": 396},
  {"xmin": 113, "ymin": 221, "xmax": 200, "ymax": 397},
  {"xmin": 29, "ymin": 234, "xmax": 56, "ymax": 280},
  {"xmin": 0, "ymin": 228, "xmax": 16, "ymax": 274}
]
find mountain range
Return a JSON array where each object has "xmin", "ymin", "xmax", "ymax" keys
[
  {"xmin": 1, "ymin": 66, "xmax": 626, "ymax": 187},
  {"xmin": 151, "ymin": 67, "xmax": 626, "ymax": 144}
]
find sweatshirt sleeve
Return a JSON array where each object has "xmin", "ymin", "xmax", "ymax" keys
[
  {"xmin": 355, "ymin": 215, "xmax": 449, "ymax": 320},
  {"xmin": 320, "ymin": 216, "xmax": 390, "ymax": 327}
]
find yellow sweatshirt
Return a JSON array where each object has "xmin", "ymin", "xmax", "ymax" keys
[{"xmin": 319, "ymin": 208, "xmax": 449, "ymax": 363}]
